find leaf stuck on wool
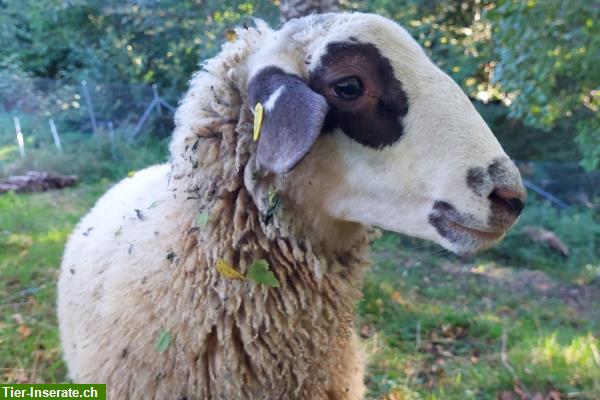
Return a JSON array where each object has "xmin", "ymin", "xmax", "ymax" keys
[
  {"xmin": 215, "ymin": 259, "xmax": 246, "ymax": 280},
  {"xmin": 196, "ymin": 211, "xmax": 210, "ymax": 227},
  {"xmin": 253, "ymin": 103, "xmax": 264, "ymax": 142},
  {"xmin": 147, "ymin": 200, "xmax": 161, "ymax": 209},
  {"xmin": 155, "ymin": 329, "xmax": 171, "ymax": 352},
  {"xmin": 247, "ymin": 259, "xmax": 280, "ymax": 288},
  {"xmin": 225, "ymin": 30, "xmax": 237, "ymax": 42},
  {"xmin": 265, "ymin": 189, "xmax": 280, "ymax": 219}
]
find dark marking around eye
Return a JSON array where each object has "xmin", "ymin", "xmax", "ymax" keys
[
  {"xmin": 332, "ymin": 76, "xmax": 364, "ymax": 100},
  {"xmin": 309, "ymin": 42, "xmax": 409, "ymax": 149}
]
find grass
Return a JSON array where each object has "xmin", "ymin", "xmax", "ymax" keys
[
  {"xmin": 361, "ymin": 233, "xmax": 600, "ymax": 399},
  {"xmin": 0, "ymin": 185, "xmax": 599, "ymax": 398},
  {"xmin": 0, "ymin": 183, "xmax": 108, "ymax": 383},
  {"xmin": 0, "ymin": 118, "xmax": 168, "ymax": 183}
]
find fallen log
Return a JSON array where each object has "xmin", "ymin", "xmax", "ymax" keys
[{"xmin": 0, "ymin": 171, "xmax": 78, "ymax": 194}]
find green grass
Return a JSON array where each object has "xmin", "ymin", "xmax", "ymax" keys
[
  {"xmin": 0, "ymin": 183, "xmax": 108, "ymax": 383},
  {"xmin": 361, "ymin": 233, "xmax": 600, "ymax": 399},
  {"xmin": 1, "ymin": 185, "xmax": 599, "ymax": 399},
  {"xmin": 0, "ymin": 123, "xmax": 168, "ymax": 183}
]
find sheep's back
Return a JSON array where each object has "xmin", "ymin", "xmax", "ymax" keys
[{"xmin": 57, "ymin": 163, "xmax": 193, "ymax": 383}]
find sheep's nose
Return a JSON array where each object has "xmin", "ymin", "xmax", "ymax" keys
[
  {"xmin": 489, "ymin": 186, "xmax": 525, "ymax": 217},
  {"xmin": 486, "ymin": 157, "xmax": 526, "ymax": 223},
  {"xmin": 467, "ymin": 157, "xmax": 526, "ymax": 225}
]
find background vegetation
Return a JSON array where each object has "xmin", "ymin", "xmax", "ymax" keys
[
  {"xmin": 2, "ymin": 0, "xmax": 598, "ymax": 171},
  {"xmin": 1, "ymin": 0, "xmax": 599, "ymax": 398}
]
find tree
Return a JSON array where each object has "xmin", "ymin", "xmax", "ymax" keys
[{"xmin": 488, "ymin": 0, "xmax": 600, "ymax": 170}]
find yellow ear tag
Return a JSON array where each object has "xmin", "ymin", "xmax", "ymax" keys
[
  {"xmin": 215, "ymin": 259, "xmax": 246, "ymax": 280},
  {"xmin": 253, "ymin": 103, "xmax": 264, "ymax": 142}
]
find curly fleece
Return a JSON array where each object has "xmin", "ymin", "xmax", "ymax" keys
[{"xmin": 58, "ymin": 21, "xmax": 373, "ymax": 400}]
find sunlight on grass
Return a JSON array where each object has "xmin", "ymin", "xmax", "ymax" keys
[
  {"xmin": 0, "ymin": 183, "xmax": 108, "ymax": 383},
  {"xmin": 0, "ymin": 144, "xmax": 17, "ymax": 161},
  {"xmin": 532, "ymin": 332, "xmax": 600, "ymax": 370},
  {"xmin": 3, "ymin": 233, "xmax": 34, "ymax": 248},
  {"xmin": 36, "ymin": 228, "xmax": 71, "ymax": 245}
]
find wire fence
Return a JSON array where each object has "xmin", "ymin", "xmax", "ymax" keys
[
  {"xmin": 1, "ymin": 78, "xmax": 599, "ymax": 209},
  {"xmin": 1, "ymin": 78, "xmax": 177, "ymax": 153}
]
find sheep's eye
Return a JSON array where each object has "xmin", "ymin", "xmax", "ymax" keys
[{"xmin": 332, "ymin": 77, "xmax": 364, "ymax": 100}]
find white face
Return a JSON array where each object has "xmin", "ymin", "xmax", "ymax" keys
[{"xmin": 247, "ymin": 13, "xmax": 526, "ymax": 255}]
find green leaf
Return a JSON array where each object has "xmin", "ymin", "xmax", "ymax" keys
[
  {"xmin": 155, "ymin": 329, "xmax": 171, "ymax": 352},
  {"xmin": 147, "ymin": 200, "xmax": 161, "ymax": 209},
  {"xmin": 246, "ymin": 259, "xmax": 280, "ymax": 288},
  {"xmin": 265, "ymin": 189, "xmax": 280, "ymax": 218},
  {"xmin": 196, "ymin": 211, "xmax": 210, "ymax": 226}
]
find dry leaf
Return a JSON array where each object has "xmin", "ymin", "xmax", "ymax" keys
[
  {"xmin": 4, "ymin": 369, "xmax": 29, "ymax": 383},
  {"xmin": 18, "ymin": 325, "xmax": 32, "ymax": 339},
  {"xmin": 225, "ymin": 30, "xmax": 237, "ymax": 42},
  {"xmin": 215, "ymin": 259, "xmax": 245, "ymax": 280}
]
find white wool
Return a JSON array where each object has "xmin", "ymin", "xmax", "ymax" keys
[{"xmin": 58, "ymin": 12, "xmax": 522, "ymax": 400}]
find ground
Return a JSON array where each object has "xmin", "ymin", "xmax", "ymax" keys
[{"xmin": 0, "ymin": 184, "xmax": 599, "ymax": 399}]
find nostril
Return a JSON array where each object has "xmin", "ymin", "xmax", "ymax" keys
[{"xmin": 489, "ymin": 187, "xmax": 525, "ymax": 216}]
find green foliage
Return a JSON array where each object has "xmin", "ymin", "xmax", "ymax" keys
[
  {"xmin": 2, "ymin": 0, "xmax": 598, "ymax": 168},
  {"xmin": 0, "ymin": 0, "xmax": 278, "ymax": 92},
  {"xmin": 246, "ymin": 259, "xmax": 280, "ymax": 287},
  {"xmin": 488, "ymin": 0, "xmax": 600, "ymax": 170},
  {"xmin": 475, "ymin": 103, "xmax": 582, "ymax": 162}
]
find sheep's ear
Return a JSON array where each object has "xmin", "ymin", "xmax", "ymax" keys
[{"xmin": 248, "ymin": 66, "xmax": 329, "ymax": 174}]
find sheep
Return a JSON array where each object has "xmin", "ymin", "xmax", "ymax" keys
[{"xmin": 58, "ymin": 12, "xmax": 526, "ymax": 400}]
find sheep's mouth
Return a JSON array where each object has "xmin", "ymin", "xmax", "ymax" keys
[
  {"xmin": 428, "ymin": 200, "xmax": 506, "ymax": 251},
  {"xmin": 436, "ymin": 214, "xmax": 505, "ymax": 241}
]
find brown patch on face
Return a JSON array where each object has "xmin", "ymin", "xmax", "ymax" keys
[
  {"xmin": 467, "ymin": 158, "xmax": 526, "ymax": 224},
  {"xmin": 429, "ymin": 201, "xmax": 472, "ymax": 243},
  {"xmin": 309, "ymin": 42, "xmax": 409, "ymax": 148},
  {"xmin": 428, "ymin": 200, "xmax": 505, "ymax": 254},
  {"xmin": 466, "ymin": 166, "xmax": 489, "ymax": 197}
]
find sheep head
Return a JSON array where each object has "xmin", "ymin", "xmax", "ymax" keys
[{"xmin": 244, "ymin": 13, "xmax": 525, "ymax": 255}]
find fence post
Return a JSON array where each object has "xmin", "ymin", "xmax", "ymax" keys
[
  {"xmin": 129, "ymin": 98, "xmax": 157, "ymax": 141},
  {"xmin": 152, "ymin": 84, "xmax": 162, "ymax": 116},
  {"xmin": 48, "ymin": 118, "xmax": 63, "ymax": 152},
  {"xmin": 81, "ymin": 80, "xmax": 98, "ymax": 135},
  {"xmin": 13, "ymin": 116, "xmax": 25, "ymax": 158},
  {"xmin": 108, "ymin": 121, "xmax": 117, "ymax": 161}
]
